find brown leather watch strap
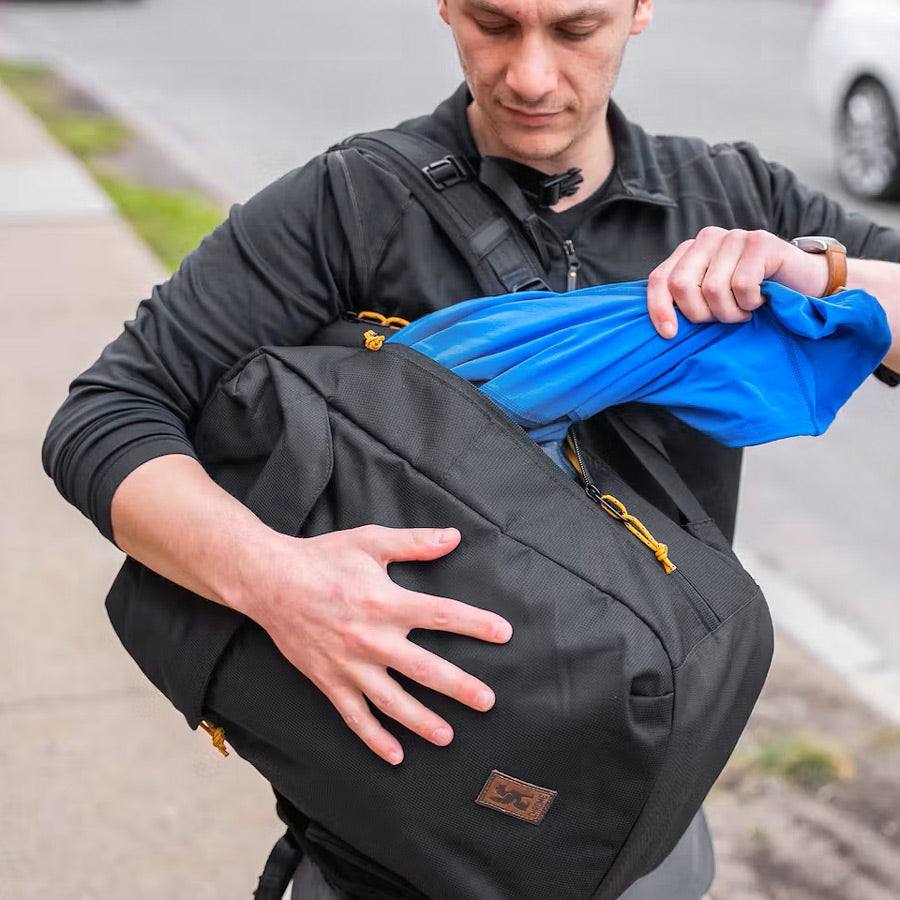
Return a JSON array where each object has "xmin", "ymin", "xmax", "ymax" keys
[{"xmin": 824, "ymin": 243, "xmax": 848, "ymax": 296}]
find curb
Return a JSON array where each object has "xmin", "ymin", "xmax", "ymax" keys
[
  {"xmin": 738, "ymin": 545, "xmax": 900, "ymax": 727},
  {"xmin": 0, "ymin": 37, "xmax": 242, "ymax": 208}
]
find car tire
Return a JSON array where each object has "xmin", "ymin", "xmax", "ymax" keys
[{"xmin": 836, "ymin": 77, "xmax": 900, "ymax": 201}]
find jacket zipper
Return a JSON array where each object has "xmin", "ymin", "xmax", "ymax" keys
[
  {"xmin": 568, "ymin": 428, "xmax": 721, "ymax": 631},
  {"xmin": 563, "ymin": 239, "xmax": 580, "ymax": 292}
]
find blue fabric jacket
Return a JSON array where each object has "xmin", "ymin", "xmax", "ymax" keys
[{"xmin": 387, "ymin": 279, "xmax": 890, "ymax": 448}]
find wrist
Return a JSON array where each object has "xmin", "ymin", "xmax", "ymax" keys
[
  {"xmin": 217, "ymin": 524, "xmax": 300, "ymax": 622},
  {"xmin": 788, "ymin": 235, "xmax": 847, "ymax": 297},
  {"xmin": 802, "ymin": 247, "xmax": 831, "ymax": 298},
  {"xmin": 775, "ymin": 243, "xmax": 829, "ymax": 297}
]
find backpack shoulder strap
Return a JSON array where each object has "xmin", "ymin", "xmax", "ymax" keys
[{"xmin": 331, "ymin": 128, "xmax": 549, "ymax": 297}]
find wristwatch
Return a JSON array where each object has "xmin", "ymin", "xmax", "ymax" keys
[
  {"xmin": 789, "ymin": 235, "xmax": 847, "ymax": 297},
  {"xmin": 791, "ymin": 235, "xmax": 899, "ymax": 388}
]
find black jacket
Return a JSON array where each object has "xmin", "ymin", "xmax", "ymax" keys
[{"xmin": 42, "ymin": 82, "xmax": 900, "ymax": 548}]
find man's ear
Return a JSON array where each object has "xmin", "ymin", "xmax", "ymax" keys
[
  {"xmin": 630, "ymin": 0, "xmax": 653, "ymax": 35},
  {"xmin": 438, "ymin": 0, "xmax": 450, "ymax": 27}
]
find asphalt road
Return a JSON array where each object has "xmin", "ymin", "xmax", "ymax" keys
[{"xmin": 2, "ymin": 0, "xmax": 899, "ymax": 667}]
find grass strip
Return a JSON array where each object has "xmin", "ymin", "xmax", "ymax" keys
[
  {"xmin": 749, "ymin": 730, "xmax": 855, "ymax": 791},
  {"xmin": 94, "ymin": 172, "xmax": 224, "ymax": 272},
  {"xmin": 0, "ymin": 59, "xmax": 224, "ymax": 272}
]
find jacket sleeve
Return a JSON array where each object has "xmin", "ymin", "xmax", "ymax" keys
[
  {"xmin": 731, "ymin": 140, "xmax": 900, "ymax": 261},
  {"xmin": 41, "ymin": 153, "xmax": 356, "ymax": 547}
]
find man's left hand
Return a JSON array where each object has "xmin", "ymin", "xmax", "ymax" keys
[{"xmin": 646, "ymin": 226, "xmax": 830, "ymax": 338}]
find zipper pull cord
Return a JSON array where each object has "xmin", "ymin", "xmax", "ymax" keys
[
  {"xmin": 363, "ymin": 329, "xmax": 385, "ymax": 350},
  {"xmin": 356, "ymin": 310, "xmax": 410, "ymax": 328},
  {"xmin": 564, "ymin": 430, "xmax": 676, "ymax": 574},
  {"xmin": 356, "ymin": 310, "xmax": 409, "ymax": 350},
  {"xmin": 562, "ymin": 239, "xmax": 580, "ymax": 292},
  {"xmin": 597, "ymin": 494, "xmax": 676, "ymax": 574},
  {"xmin": 199, "ymin": 720, "xmax": 230, "ymax": 757}
]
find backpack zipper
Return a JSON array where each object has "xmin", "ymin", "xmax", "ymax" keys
[
  {"xmin": 567, "ymin": 428, "xmax": 721, "ymax": 631},
  {"xmin": 563, "ymin": 239, "xmax": 580, "ymax": 292}
]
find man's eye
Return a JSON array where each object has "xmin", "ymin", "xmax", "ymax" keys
[
  {"xmin": 476, "ymin": 20, "xmax": 513, "ymax": 36},
  {"xmin": 558, "ymin": 28, "xmax": 596, "ymax": 42}
]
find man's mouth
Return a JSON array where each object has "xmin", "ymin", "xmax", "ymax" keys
[{"xmin": 501, "ymin": 104, "xmax": 563, "ymax": 126}]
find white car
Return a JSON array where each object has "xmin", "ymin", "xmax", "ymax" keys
[{"xmin": 809, "ymin": 0, "xmax": 900, "ymax": 200}]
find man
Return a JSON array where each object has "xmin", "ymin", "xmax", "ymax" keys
[{"xmin": 42, "ymin": 1, "xmax": 900, "ymax": 897}]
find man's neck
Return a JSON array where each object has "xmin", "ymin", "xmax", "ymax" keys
[{"xmin": 465, "ymin": 100, "xmax": 616, "ymax": 213}]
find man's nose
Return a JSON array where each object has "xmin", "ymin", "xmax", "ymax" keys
[{"xmin": 504, "ymin": 33, "xmax": 558, "ymax": 104}]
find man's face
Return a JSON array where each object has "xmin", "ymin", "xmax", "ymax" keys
[{"xmin": 438, "ymin": 0, "xmax": 653, "ymax": 164}]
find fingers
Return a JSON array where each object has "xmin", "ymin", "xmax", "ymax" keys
[
  {"xmin": 324, "ymin": 683, "xmax": 406, "ymax": 765},
  {"xmin": 364, "ymin": 667, "xmax": 457, "ymax": 748},
  {"xmin": 647, "ymin": 227, "xmax": 776, "ymax": 338},
  {"xmin": 731, "ymin": 232, "xmax": 769, "ymax": 312},
  {"xmin": 298, "ymin": 525, "xmax": 514, "ymax": 766},
  {"xmin": 401, "ymin": 589, "xmax": 513, "ymax": 643},
  {"xmin": 667, "ymin": 229, "xmax": 727, "ymax": 324},
  {"xmin": 354, "ymin": 524, "xmax": 461, "ymax": 566},
  {"xmin": 700, "ymin": 230, "xmax": 754, "ymax": 323},
  {"xmin": 324, "ymin": 659, "xmax": 486, "ymax": 766},
  {"xmin": 389, "ymin": 641, "xmax": 497, "ymax": 713},
  {"xmin": 647, "ymin": 238, "xmax": 694, "ymax": 338}
]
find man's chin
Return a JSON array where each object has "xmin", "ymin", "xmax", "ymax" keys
[
  {"xmin": 482, "ymin": 122, "xmax": 572, "ymax": 163},
  {"xmin": 491, "ymin": 130, "xmax": 575, "ymax": 166}
]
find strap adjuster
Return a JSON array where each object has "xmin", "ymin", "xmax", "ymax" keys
[
  {"xmin": 534, "ymin": 168, "xmax": 584, "ymax": 207},
  {"xmin": 422, "ymin": 155, "xmax": 471, "ymax": 190},
  {"xmin": 512, "ymin": 276, "xmax": 550, "ymax": 293}
]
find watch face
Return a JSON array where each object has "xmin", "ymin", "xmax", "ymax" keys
[{"xmin": 791, "ymin": 236, "xmax": 847, "ymax": 253}]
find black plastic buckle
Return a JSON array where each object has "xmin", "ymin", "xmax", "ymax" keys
[
  {"xmin": 535, "ymin": 167, "xmax": 584, "ymax": 207},
  {"xmin": 512, "ymin": 276, "xmax": 550, "ymax": 293},
  {"xmin": 422, "ymin": 155, "xmax": 471, "ymax": 190}
]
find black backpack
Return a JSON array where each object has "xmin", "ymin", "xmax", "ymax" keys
[{"xmin": 104, "ymin": 130, "xmax": 774, "ymax": 899}]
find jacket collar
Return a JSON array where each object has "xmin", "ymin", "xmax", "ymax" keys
[{"xmin": 417, "ymin": 81, "xmax": 676, "ymax": 210}]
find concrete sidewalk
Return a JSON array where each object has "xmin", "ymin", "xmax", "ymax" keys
[
  {"xmin": 0, "ymin": 85, "xmax": 280, "ymax": 898},
  {"xmin": 1, "ymin": 81, "xmax": 898, "ymax": 899}
]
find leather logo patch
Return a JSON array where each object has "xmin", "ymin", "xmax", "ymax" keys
[{"xmin": 475, "ymin": 769, "xmax": 557, "ymax": 825}]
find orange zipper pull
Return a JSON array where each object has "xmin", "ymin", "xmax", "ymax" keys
[
  {"xmin": 199, "ymin": 720, "xmax": 229, "ymax": 757},
  {"xmin": 363, "ymin": 329, "xmax": 385, "ymax": 350},
  {"xmin": 566, "ymin": 429, "xmax": 676, "ymax": 574}
]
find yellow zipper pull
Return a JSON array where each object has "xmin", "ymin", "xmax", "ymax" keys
[
  {"xmin": 597, "ymin": 493, "xmax": 676, "ymax": 574},
  {"xmin": 565, "ymin": 429, "xmax": 676, "ymax": 574},
  {"xmin": 363, "ymin": 329, "xmax": 385, "ymax": 351},
  {"xmin": 199, "ymin": 720, "xmax": 229, "ymax": 757}
]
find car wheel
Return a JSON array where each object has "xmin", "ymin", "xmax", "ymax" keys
[{"xmin": 836, "ymin": 77, "xmax": 900, "ymax": 201}]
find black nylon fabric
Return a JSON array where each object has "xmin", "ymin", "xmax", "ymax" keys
[{"xmin": 105, "ymin": 340, "xmax": 773, "ymax": 899}]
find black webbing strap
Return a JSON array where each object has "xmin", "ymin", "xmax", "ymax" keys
[
  {"xmin": 337, "ymin": 129, "xmax": 549, "ymax": 296},
  {"xmin": 476, "ymin": 156, "xmax": 551, "ymax": 270},
  {"xmin": 253, "ymin": 830, "xmax": 303, "ymax": 900},
  {"xmin": 874, "ymin": 362, "xmax": 900, "ymax": 387},
  {"xmin": 605, "ymin": 407, "xmax": 739, "ymax": 558},
  {"xmin": 605, "ymin": 407, "xmax": 712, "ymax": 527}
]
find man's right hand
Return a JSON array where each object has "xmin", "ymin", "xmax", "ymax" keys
[{"xmin": 241, "ymin": 524, "xmax": 514, "ymax": 766}]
